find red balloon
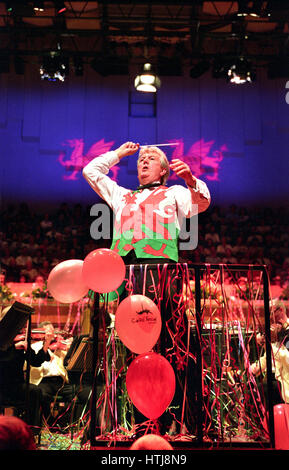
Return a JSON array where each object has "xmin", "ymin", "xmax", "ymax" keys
[
  {"xmin": 82, "ymin": 248, "xmax": 126, "ymax": 293},
  {"xmin": 115, "ymin": 295, "xmax": 162, "ymax": 354},
  {"xmin": 126, "ymin": 352, "xmax": 175, "ymax": 420},
  {"xmin": 274, "ymin": 404, "xmax": 289, "ymax": 450},
  {"xmin": 47, "ymin": 259, "xmax": 88, "ymax": 303}
]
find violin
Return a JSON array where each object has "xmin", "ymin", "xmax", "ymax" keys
[
  {"xmin": 49, "ymin": 337, "xmax": 72, "ymax": 351},
  {"xmin": 13, "ymin": 329, "xmax": 72, "ymax": 351}
]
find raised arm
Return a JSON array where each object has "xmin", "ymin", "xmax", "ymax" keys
[{"xmin": 114, "ymin": 141, "xmax": 140, "ymax": 160}]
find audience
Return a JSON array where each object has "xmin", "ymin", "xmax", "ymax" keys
[{"xmin": 0, "ymin": 202, "xmax": 288, "ymax": 288}]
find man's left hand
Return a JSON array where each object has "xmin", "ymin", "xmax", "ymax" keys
[{"xmin": 170, "ymin": 159, "xmax": 197, "ymax": 188}]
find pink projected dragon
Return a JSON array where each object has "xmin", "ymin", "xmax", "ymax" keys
[
  {"xmin": 58, "ymin": 138, "xmax": 116, "ymax": 181},
  {"xmin": 168, "ymin": 138, "xmax": 227, "ymax": 182},
  {"xmin": 58, "ymin": 138, "xmax": 227, "ymax": 182}
]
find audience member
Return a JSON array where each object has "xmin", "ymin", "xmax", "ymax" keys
[
  {"xmin": 30, "ymin": 321, "xmax": 74, "ymax": 422},
  {"xmin": 0, "ymin": 309, "xmax": 53, "ymax": 429},
  {"xmin": 15, "ymin": 247, "xmax": 32, "ymax": 269},
  {"xmin": 20, "ymin": 260, "xmax": 39, "ymax": 282},
  {"xmin": 30, "ymin": 322, "xmax": 91, "ymax": 426},
  {"xmin": 0, "ymin": 416, "xmax": 36, "ymax": 450},
  {"xmin": 130, "ymin": 434, "xmax": 173, "ymax": 450}
]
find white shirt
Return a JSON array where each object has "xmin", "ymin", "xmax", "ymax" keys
[{"xmin": 30, "ymin": 341, "xmax": 68, "ymax": 385}]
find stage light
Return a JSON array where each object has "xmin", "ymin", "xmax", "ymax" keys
[
  {"xmin": 40, "ymin": 52, "xmax": 68, "ymax": 82},
  {"xmin": 237, "ymin": 1, "xmax": 251, "ymax": 16},
  {"xmin": 227, "ymin": 58, "xmax": 255, "ymax": 84},
  {"xmin": 33, "ymin": 1, "xmax": 44, "ymax": 12},
  {"xmin": 55, "ymin": 1, "xmax": 66, "ymax": 14},
  {"xmin": 237, "ymin": 0, "xmax": 262, "ymax": 17},
  {"xmin": 134, "ymin": 63, "xmax": 161, "ymax": 93}
]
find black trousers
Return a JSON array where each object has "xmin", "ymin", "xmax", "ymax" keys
[
  {"xmin": 37, "ymin": 376, "xmax": 74, "ymax": 418},
  {"xmin": 0, "ymin": 383, "xmax": 43, "ymax": 428}
]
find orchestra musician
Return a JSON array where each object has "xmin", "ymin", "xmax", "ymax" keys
[
  {"xmin": 0, "ymin": 310, "xmax": 52, "ymax": 430},
  {"xmin": 29, "ymin": 321, "xmax": 92, "ymax": 427},
  {"xmin": 29, "ymin": 321, "xmax": 74, "ymax": 423},
  {"xmin": 250, "ymin": 302, "xmax": 289, "ymax": 406}
]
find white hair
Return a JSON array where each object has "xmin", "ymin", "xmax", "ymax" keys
[{"xmin": 137, "ymin": 146, "xmax": 170, "ymax": 184}]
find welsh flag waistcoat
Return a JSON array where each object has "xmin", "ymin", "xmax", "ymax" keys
[{"xmin": 110, "ymin": 186, "xmax": 179, "ymax": 262}]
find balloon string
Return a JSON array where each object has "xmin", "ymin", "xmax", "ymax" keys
[
  {"xmin": 57, "ymin": 302, "xmax": 61, "ymax": 331},
  {"xmin": 36, "ymin": 298, "xmax": 41, "ymax": 326},
  {"xmin": 70, "ymin": 300, "xmax": 82, "ymax": 335}
]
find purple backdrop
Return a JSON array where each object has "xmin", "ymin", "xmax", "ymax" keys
[{"xmin": 0, "ymin": 64, "xmax": 288, "ymax": 210}]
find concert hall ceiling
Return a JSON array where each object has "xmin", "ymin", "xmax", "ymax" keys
[{"xmin": 0, "ymin": 1, "xmax": 289, "ymax": 75}]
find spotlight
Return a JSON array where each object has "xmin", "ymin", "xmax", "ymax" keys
[
  {"xmin": 237, "ymin": 0, "xmax": 262, "ymax": 17},
  {"xmin": 227, "ymin": 58, "xmax": 255, "ymax": 84},
  {"xmin": 40, "ymin": 52, "xmax": 68, "ymax": 82},
  {"xmin": 237, "ymin": 1, "xmax": 251, "ymax": 16},
  {"xmin": 134, "ymin": 63, "xmax": 161, "ymax": 93},
  {"xmin": 33, "ymin": 1, "xmax": 44, "ymax": 12},
  {"xmin": 55, "ymin": 1, "xmax": 66, "ymax": 14}
]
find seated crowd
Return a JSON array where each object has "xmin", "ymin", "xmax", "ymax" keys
[{"xmin": 0, "ymin": 202, "xmax": 288, "ymax": 287}]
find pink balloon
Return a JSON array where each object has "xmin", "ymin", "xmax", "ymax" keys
[
  {"xmin": 82, "ymin": 248, "xmax": 126, "ymax": 293},
  {"xmin": 47, "ymin": 259, "xmax": 88, "ymax": 303},
  {"xmin": 115, "ymin": 295, "xmax": 162, "ymax": 354},
  {"xmin": 126, "ymin": 352, "xmax": 175, "ymax": 420},
  {"xmin": 274, "ymin": 404, "xmax": 289, "ymax": 450}
]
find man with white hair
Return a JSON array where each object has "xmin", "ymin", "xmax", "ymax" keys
[
  {"xmin": 83, "ymin": 141, "xmax": 211, "ymax": 437},
  {"xmin": 83, "ymin": 141, "xmax": 210, "ymax": 263}
]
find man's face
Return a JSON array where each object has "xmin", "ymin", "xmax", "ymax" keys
[
  {"xmin": 43, "ymin": 323, "xmax": 54, "ymax": 336},
  {"xmin": 137, "ymin": 150, "xmax": 166, "ymax": 185}
]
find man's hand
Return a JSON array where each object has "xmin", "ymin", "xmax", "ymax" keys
[
  {"xmin": 170, "ymin": 159, "xmax": 197, "ymax": 188},
  {"xmin": 115, "ymin": 142, "xmax": 140, "ymax": 160},
  {"xmin": 14, "ymin": 340, "xmax": 27, "ymax": 350}
]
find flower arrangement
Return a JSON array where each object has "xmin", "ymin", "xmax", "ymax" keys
[{"xmin": 30, "ymin": 281, "xmax": 52, "ymax": 300}]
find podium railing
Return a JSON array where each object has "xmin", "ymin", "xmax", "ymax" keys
[{"xmin": 89, "ymin": 263, "xmax": 274, "ymax": 448}]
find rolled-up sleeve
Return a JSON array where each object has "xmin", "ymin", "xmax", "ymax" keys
[{"xmin": 173, "ymin": 179, "xmax": 211, "ymax": 219}]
